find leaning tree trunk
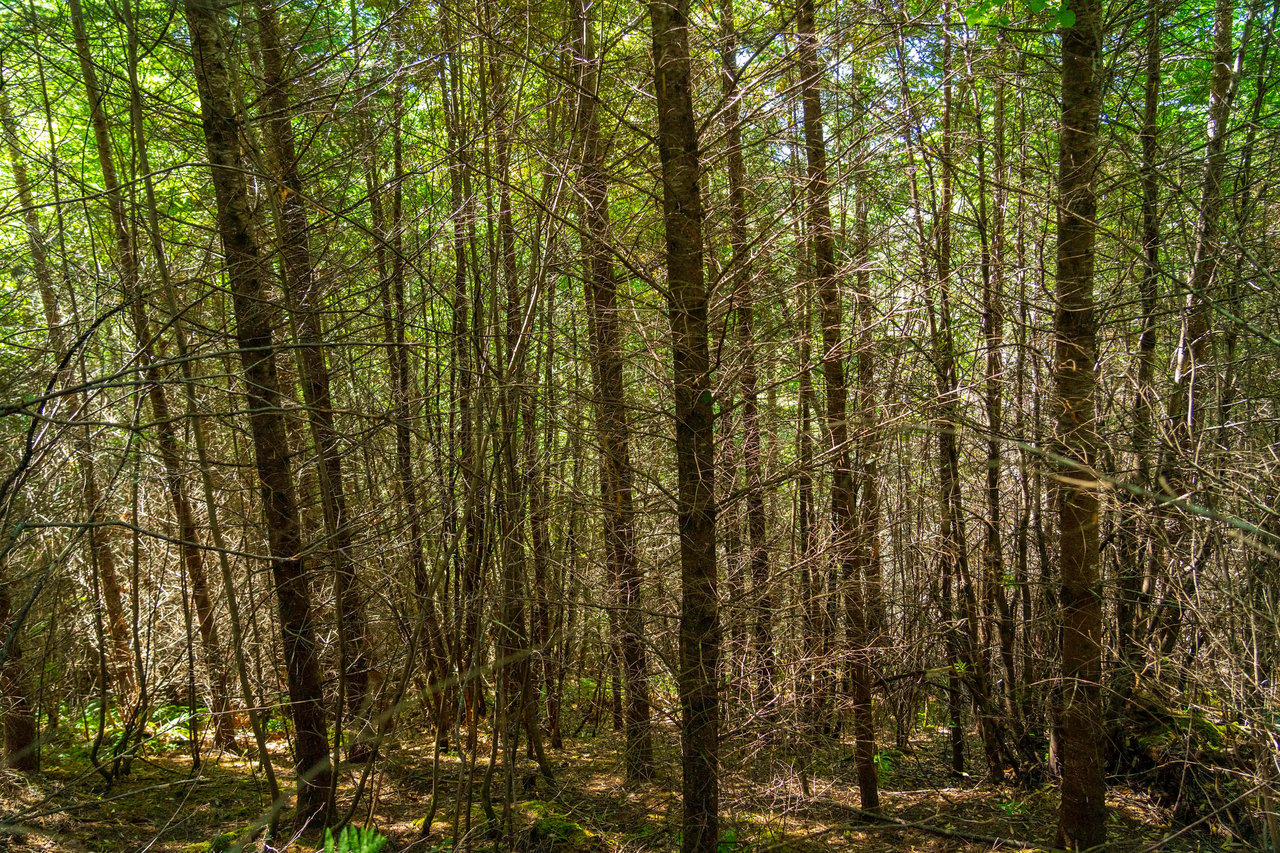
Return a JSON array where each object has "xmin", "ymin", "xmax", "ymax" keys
[
  {"xmin": 1054, "ymin": 0, "xmax": 1107, "ymax": 844},
  {"xmin": 181, "ymin": 0, "xmax": 331, "ymax": 817},
  {"xmin": 649, "ymin": 1, "xmax": 720, "ymax": 848},
  {"xmin": 254, "ymin": 0, "xmax": 372, "ymax": 736}
]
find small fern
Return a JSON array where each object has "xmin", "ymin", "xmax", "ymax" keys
[{"xmin": 323, "ymin": 825, "xmax": 387, "ymax": 853}]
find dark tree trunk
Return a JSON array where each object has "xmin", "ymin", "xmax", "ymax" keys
[
  {"xmin": 181, "ymin": 0, "xmax": 331, "ymax": 816},
  {"xmin": 649, "ymin": 1, "xmax": 720, "ymax": 847},
  {"xmin": 254, "ymin": 0, "xmax": 372, "ymax": 733},
  {"xmin": 574, "ymin": 0, "xmax": 654, "ymax": 782},
  {"xmin": 1054, "ymin": 0, "xmax": 1107, "ymax": 843}
]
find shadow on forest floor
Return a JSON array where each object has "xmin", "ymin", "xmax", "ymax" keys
[{"xmin": 0, "ymin": 717, "xmax": 1218, "ymax": 852}]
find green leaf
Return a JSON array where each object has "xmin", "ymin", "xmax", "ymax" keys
[{"xmin": 1056, "ymin": 8, "xmax": 1076, "ymax": 27}]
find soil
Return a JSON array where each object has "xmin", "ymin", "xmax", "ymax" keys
[{"xmin": 0, "ymin": 715, "xmax": 1228, "ymax": 852}]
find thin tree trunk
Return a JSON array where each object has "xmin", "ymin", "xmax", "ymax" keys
[
  {"xmin": 0, "ymin": 74, "xmax": 48, "ymax": 773},
  {"xmin": 1054, "ymin": 0, "xmax": 1107, "ymax": 843},
  {"xmin": 69, "ymin": 0, "xmax": 238, "ymax": 750},
  {"xmin": 893, "ymin": 21, "xmax": 967, "ymax": 774},
  {"xmin": 971, "ymin": 38, "xmax": 1019, "ymax": 733},
  {"xmin": 575, "ymin": 0, "xmax": 653, "ymax": 782},
  {"xmin": 799, "ymin": 0, "xmax": 879, "ymax": 810},
  {"xmin": 2, "ymin": 56, "xmax": 135, "ymax": 705},
  {"xmin": 853, "ymin": 184, "xmax": 884, "ymax": 649},
  {"xmin": 438, "ymin": 14, "xmax": 486, "ymax": 742},
  {"xmin": 1120, "ymin": 0, "xmax": 1163, "ymax": 689},
  {"xmin": 933, "ymin": 16, "xmax": 1004, "ymax": 784},
  {"xmin": 488, "ymin": 34, "xmax": 553, "ymax": 796},
  {"xmin": 0, "ymin": 554, "xmax": 36, "ymax": 771},
  {"xmin": 121, "ymin": 0, "xmax": 282, "ymax": 795},
  {"xmin": 718, "ymin": 0, "xmax": 774, "ymax": 716},
  {"xmin": 254, "ymin": 0, "xmax": 372, "ymax": 741},
  {"xmin": 1167, "ymin": 0, "xmax": 1235, "ymax": 467},
  {"xmin": 1154, "ymin": 0, "xmax": 1239, "ymax": 659}
]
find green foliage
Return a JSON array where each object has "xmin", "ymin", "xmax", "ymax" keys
[
  {"xmin": 996, "ymin": 798, "xmax": 1028, "ymax": 817},
  {"xmin": 323, "ymin": 826, "xmax": 387, "ymax": 853},
  {"xmin": 181, "ymin": 832, "xmax": 236, "ymax": 853},
  {"xmin": 961, "ymin": 0, "xmax": 1075, "ymax": 29},
  {"xmin": 520, "ymin": 802, "xmax": 602, "ymax": 851}
]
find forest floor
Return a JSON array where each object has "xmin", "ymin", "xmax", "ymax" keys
[{"xmin": 0, "ymin": 710, "xmax": 1230, "ymax": 853}]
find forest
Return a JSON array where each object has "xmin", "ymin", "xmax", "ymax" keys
[{"xmin": 0, "ymin": 0, "xmax": 1276, "ymax": 849}]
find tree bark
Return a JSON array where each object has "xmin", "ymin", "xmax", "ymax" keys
[
  {"xmin": 575, "ymin": 0, "xmax": 654, "ymax": 782},
  {"xmin": 799, "ymin": 0, "xmax": 879, "ymax": 811},
  {"xmin": 1054, "ymin": 0, "xmax": 1107, "ymax": 843},
  {"xmin": 254, "ymin": 0, "xmax": 372, "ymax": 738},
  {"xmin": 649, "ymin": 1, "xmax": 720, "ymax": 847},
  {"xmin": 181, "ymin": 0, "xmax": 331, "ymax": 816}
]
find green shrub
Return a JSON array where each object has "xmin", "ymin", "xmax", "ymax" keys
[{"xmin": 323, "ymin": 825, "xmax": 388, "ymax": 853}]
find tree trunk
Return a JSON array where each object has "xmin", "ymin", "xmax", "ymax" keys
[
  {"xmin": 575, "ymin": 0, "xmax": 653, "ymax": 782},
  {"xmin": 649, "ymin": 1, "xmax": 720, "ymax": 847},
  {"xmin": 437, "ymin": 15, "xmax": 487, "ymax": 742},
  {"xmin": 254, "ymin": 0, "xmax": 372, "ymax": 737},
  {"xmin": 1054, "ymin": 0, "xmax": 1107, "ymax": 843},
  {"xmin": 1119, "ymin": 0, "xmax": 1163, "ymax": 692},
  {"xmin": 799, "ymin": 0, "xmax": 879, "ymax": 810},
  {"xmin": 0, "ymin": 554, "xmax": 36, "ymax": 771},
  {"xmin": 718, "ymin": 0, "xmax": 774, "ymax": 717},
  {"xmin": 1154, "ymin": 0, "xmax": 1237, "ymax": 660},
  {"xmin": 181, "ymin": 0, "xmax": 331, "ymax": 816},
  {"xmin": 68, "ymin": 0, "xmax": 238, "ymax": 750}
]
